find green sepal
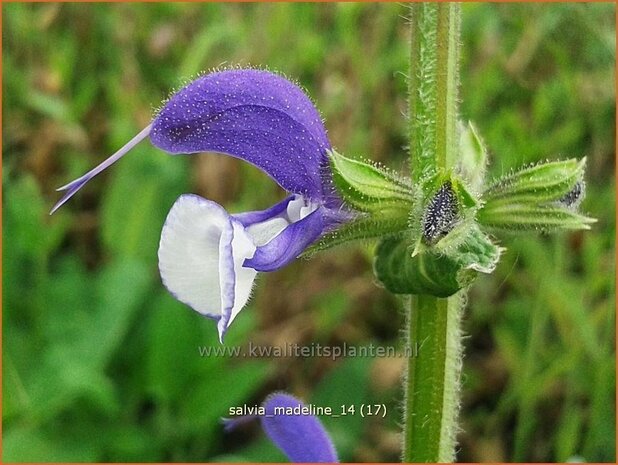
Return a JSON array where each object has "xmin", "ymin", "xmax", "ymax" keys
[
  {"xmin": 458, "ymin": 121, "xmax": 488, "ymax": 193},
  {"xmin": 477, "ymin": 203, "xmax": 596, "ymax": 232},
  {"xmin": 483, "ymin": 158, "xmax": 586, "ymax": 205},
  {"xmin": 302, "ymin": 213, "xmax": 410, "ymax": 257},
  {"xmin": 374, "ymin": 225, "xmax": 503, "ymax": 297},
  {"xmin": 329, "ymin": 149, "xmax": 414, "ymax": 213},
  {"xmin": 449, "ymin": 175, "xmax": 478, "ymax": 209},
  {"xmin": 479, "ymin": 158, "xmax": 596, "ymax": 232}
]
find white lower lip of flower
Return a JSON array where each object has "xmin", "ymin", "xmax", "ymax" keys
[
  {"xmin": 158, "ymin": 195, "xmax": 257, "ymax": 340},
  {"xmin": 158, "ymin": 193, "xmax": 319, "ymax": 341}
]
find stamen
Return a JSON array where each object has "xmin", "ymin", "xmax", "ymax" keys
[{"xmin": 50, "ymin": 124, "xmax": 152, "ymax": 214}]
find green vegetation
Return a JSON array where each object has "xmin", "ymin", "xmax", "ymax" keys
[{"xmin": 3, "ymin": 3, "xmax": 615, "ymax": 462}]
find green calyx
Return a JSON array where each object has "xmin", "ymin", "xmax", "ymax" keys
[
  {"xmin": 483, "ymin": 158, "xmax": 585, "ymax": 203},
  {"xmin": 327, "ymin": 147, "xmax": 502, "ymax": 298},
  {"xmin": 302, "ymin": 150, "xmax": 416, "ymax": 256},
  {"xmin": 328, "ymin": 149, "xmax": 414, "ymax": 214},
  {"xmin": 479, "ymin": 158, "xmax": 596, "ymax": 232},
  {"xmin": 303, "ymin": 213, "xmax": 409, "ymax": 256}
]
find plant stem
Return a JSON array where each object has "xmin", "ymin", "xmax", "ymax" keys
[
  {"xmin": 407, "ymin": 3, "xmax": 460, "ymax": 184},
  {"xmin": 403, "ymin": 3, "xmax": 463, "ymax": 462}
]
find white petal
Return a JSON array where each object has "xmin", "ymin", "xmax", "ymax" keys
[
  {"xmin": 158, "ymin": 195, "xmax": 228, "ymax": 317},
  {"xmin": 287, "ymin": 194, "xmax": 319, "ymax": 221},
  {"xmin": 245, "ymin": 217, "xmax": 289, "ymax": 246},
  {"xmin": 158, "ymin": 195, "xmax": 257, "ymax": 332},
  {"xmin": 286, "ymin": 195, "xmax": 305, "ymax": 221},
  {"xmin": 300, "ymin": 203, "xmax": 318, "ymax": 219},
  {"xmin": 218, "ymin": 221, "xmax": 258, "ymax": 339}
]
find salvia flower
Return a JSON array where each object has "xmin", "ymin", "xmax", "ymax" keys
[
  {"xmin": 51, "ymin": 69, "xmax": 354, "ymax": 342},
  {"xmin": 223, "ymin": 392, "xmax": 338, "ymax": 463}
]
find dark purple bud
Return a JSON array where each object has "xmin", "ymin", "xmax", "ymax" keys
[
  {"xmin": 423, "ymin": 180, "xmax": 459, "ymax": 244},
  {"xmin": 558, "ymin": 180, "xmax": 585, "ymax": 209}
]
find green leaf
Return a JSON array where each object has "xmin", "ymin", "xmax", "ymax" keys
[
  {"xmin": 145, "ymin": 293, "xmax": 209, "ymax": 403},
  {"xmin": 104, "ymin": 424, "xmax": 165, "ymax": 462},
  {"xmin": 24, "ymin": 350, "xmax": 119, "ymax": 424},
  {"xmin": 4, "ymin": 175, "xmax": 69, "ymax": 259},
  {"xmin": 329, "ymin": 149, "xmax": 414, "ymax": 213},
  {"xmin": 3, "ymin": 416, "xmax": 120, "ymax": 462},
  {"xmin": 3, "ymin": 425, "xmax": 98, "ymax": 462},
  {"xmin": 179, "ymin": 361, "xmax": 271, "ymax": 439},
  {"xmin": 374, "ymin": 225, "xmax": 502, "ymax": 297},
  {"xmin": 88, "ymin": 260, "xmax": 152, "ymax": 366}
]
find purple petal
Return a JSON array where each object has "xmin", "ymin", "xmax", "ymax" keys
[
  {"xmin": 150, "ymin": 69, "xmax": 331, "ymax": 199},
  {"xmin": 261, "ymin": 393, "xmax": 338, "ymax": 463},
  {"xmin": 244, "ymin": 206, "xmax": 325, "ymax": 272},
  {"xmin": 233, "ymin": 195, "xmax": 295, "ymax": 227}
]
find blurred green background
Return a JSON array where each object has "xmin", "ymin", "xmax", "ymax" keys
[{"xmin": 2, "ymin": 3, "xmax": 615, "ymax": 462}]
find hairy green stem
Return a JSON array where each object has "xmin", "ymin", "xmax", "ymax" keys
[
  {"xmin": 403, "ymin": 3, "xmax": 463, "ymax": 462},
  {"xmin": 408, "ymin": 3, "xmax": 460, "ymax": 183}
]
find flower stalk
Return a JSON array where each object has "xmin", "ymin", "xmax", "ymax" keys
[{"xmin": 403, "ymin": 3, "xmax": 463, "ymax": 462}]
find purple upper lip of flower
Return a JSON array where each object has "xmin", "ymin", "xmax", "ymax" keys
[
  {"xmin": 52, "ymin": 69, "xmax": 351, "ymax": 342},
  {"xmin": 151, "ymin": 69, "xmax": 333, "ymax": 200}
]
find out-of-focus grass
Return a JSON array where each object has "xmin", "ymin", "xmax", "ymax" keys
[{"xmin": 2, "ymin": 3, "xmax": 615, "ymax": 462}]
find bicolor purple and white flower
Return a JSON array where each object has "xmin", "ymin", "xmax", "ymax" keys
[
  {"xmin": 51, "ymin": 69, "xmax": 352, "ymax": 342},
  {"xmin": 223, "ymin": 392, "xmax": 338, "ymax": 463}
]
